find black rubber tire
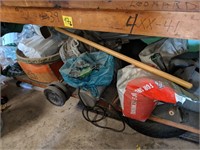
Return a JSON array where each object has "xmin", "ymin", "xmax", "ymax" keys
[
  {"xmin": 124, "ymin": 117, "xmax": 186, "ymax": 138},
  {"xmin": 49, "ymin": 82, "xmax": 71, "ymax": 99},
  {"xmin": 44, "ymin": 86, "xmax": 67, "ymax": 106},
  {"xmin": 49, "ymin": 82, "xmax": 68, "ymax": 92}
]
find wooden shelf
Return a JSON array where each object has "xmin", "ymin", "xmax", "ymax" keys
[{"xmin": 0, "ymin": 0, "xmax": 199, "ymax": 40}]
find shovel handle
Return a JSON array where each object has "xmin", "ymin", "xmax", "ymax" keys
[{"xmin": 55, "ymin": 27, "xmax": 192, "ymax": 89}]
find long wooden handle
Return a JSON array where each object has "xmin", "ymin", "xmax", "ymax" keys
[
  {"xmin": 149, "ymin": 115, "xmax": 200, "ymax": 134},
  {"xmin": 55, "ymin": 27, "xmax": 192, "ymax": 89}
]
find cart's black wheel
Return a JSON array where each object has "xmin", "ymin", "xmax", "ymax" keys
[
  {"xmin": 44, "ymin": 86, "xmax": 67, "ymax": 106},
  {"xmin": 124, "ymin": 117, "xmax": 186, "ymax": 138},
  {"xmin": 49, "ymin": 82, "xmax": 68, "ymax": 92},
  {"xmin": 49, "ymin": 82, "xmax": 71, "ymax": 100}
]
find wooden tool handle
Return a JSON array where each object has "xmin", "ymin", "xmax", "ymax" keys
[
  {"xmin": 55, "ymin": 27, "xmax": 192, "ymax": 89},
  {"xmin": 149, "ymin": 116, "xmax": 200, "ymax": 134}
]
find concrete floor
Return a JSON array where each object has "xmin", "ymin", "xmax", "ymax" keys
[{"xmin": 1, "ymin": 80, "xmax": 199, "ymax": 150}]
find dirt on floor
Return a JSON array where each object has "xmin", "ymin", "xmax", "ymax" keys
[{"xmin": 1, "ymin": 80, "xmax": 199, "ymax": 149}]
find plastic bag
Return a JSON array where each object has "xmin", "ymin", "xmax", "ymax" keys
[
  {"xmin": 169, "ymin": 51, "xmax": 199, "ymax": 97},
  {"xmin": 1, "ymin": 24, "xmax": 41, "ymax": 47},
  {"xmin": 0, "ymin": 35, "xmax": 18, "ymax": 67},
  {"xmin": 0, "ymin": 46, "xmax": 15, "ymax": 69},
  {"xmin": 117, "ymin": 65, "xmax": 199, "ymax": 121},
  {"xmin": 1, "ymin": 32, "xmax": 19, "ymax": 46},
  {"xmin": 1, "ymin": 46, "xmax": 17, "ymax": 61},
  {"xmin": 18, "ymin": 24, "xmax": 42, "ymax": 41},
  {"xmin": 60, "ymin": 52, "xmax": 114, "ymax": 97},
  {"xmin": 139, "ymin": 38, "xmax": 187, "ymax": 71},
  {"xmin": 18, "ymin": 35, "xmax": 63, "ymax": 58}
]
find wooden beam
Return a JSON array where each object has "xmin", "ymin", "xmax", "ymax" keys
[
  {"xmin": 149, "ymin": 115, "xmax": 200, "ymax": 135},
  {"xmin": 0, "ymin": 6, "xmax": 200, "ymax": 39},
  {"xmin": 1, "ymin": 0, "xmax": 200, "ymax": 12}
]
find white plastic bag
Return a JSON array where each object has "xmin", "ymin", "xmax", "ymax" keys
[
  {"xmin": 1, "ymin": 32, "xmax": 19, "ymax": 46},
  {"xmin": 0, "ymin": 47, "xmax": 15, "ymax": 69},
  {"xmin": 18, "ymin": 35, "xmax": 62, "ymax": 58}
]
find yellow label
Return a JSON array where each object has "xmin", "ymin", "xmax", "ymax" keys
[
  {"xmin": 136, "ymin": 144, "xmax": 141, "ymax": 150},
  {"xmin": 62, "ymin": 16, "xmax": 73, "ymax": 27}
]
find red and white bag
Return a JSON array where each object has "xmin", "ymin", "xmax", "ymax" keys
[{"xmin": 117, "ymin": 65, "xmax": 197, "ymax": 122}]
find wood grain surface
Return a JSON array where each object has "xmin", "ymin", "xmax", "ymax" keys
[
  {"xmin": 1, "ymin": 0, "xmax": 200, "ymax": 12},
  {"xmin": 0, "ymin": 6, "xmax": 199, "ymax": 39}
]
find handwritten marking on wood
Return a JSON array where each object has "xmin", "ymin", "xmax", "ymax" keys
[
  {"xmin": 126, "ymin": 14, "xmax": 184, "ymax": 35},
  {"xmin": 39, "ymin": 11, "xmax": 60, "ymax": 23},
  {"xmin": 1, "ymin": 0, "xmax": 200, "ymax": 12},
  {"xmin": 126, "ymin": 14, "xmax": 138, "ymax": 33},
  {"xmin": 129, "ymin": 0, "xmax": 200, "ymax": 11},
  {"xmin": 1, "ymin": 6, "xmax": 199, "ymax": 39}
]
